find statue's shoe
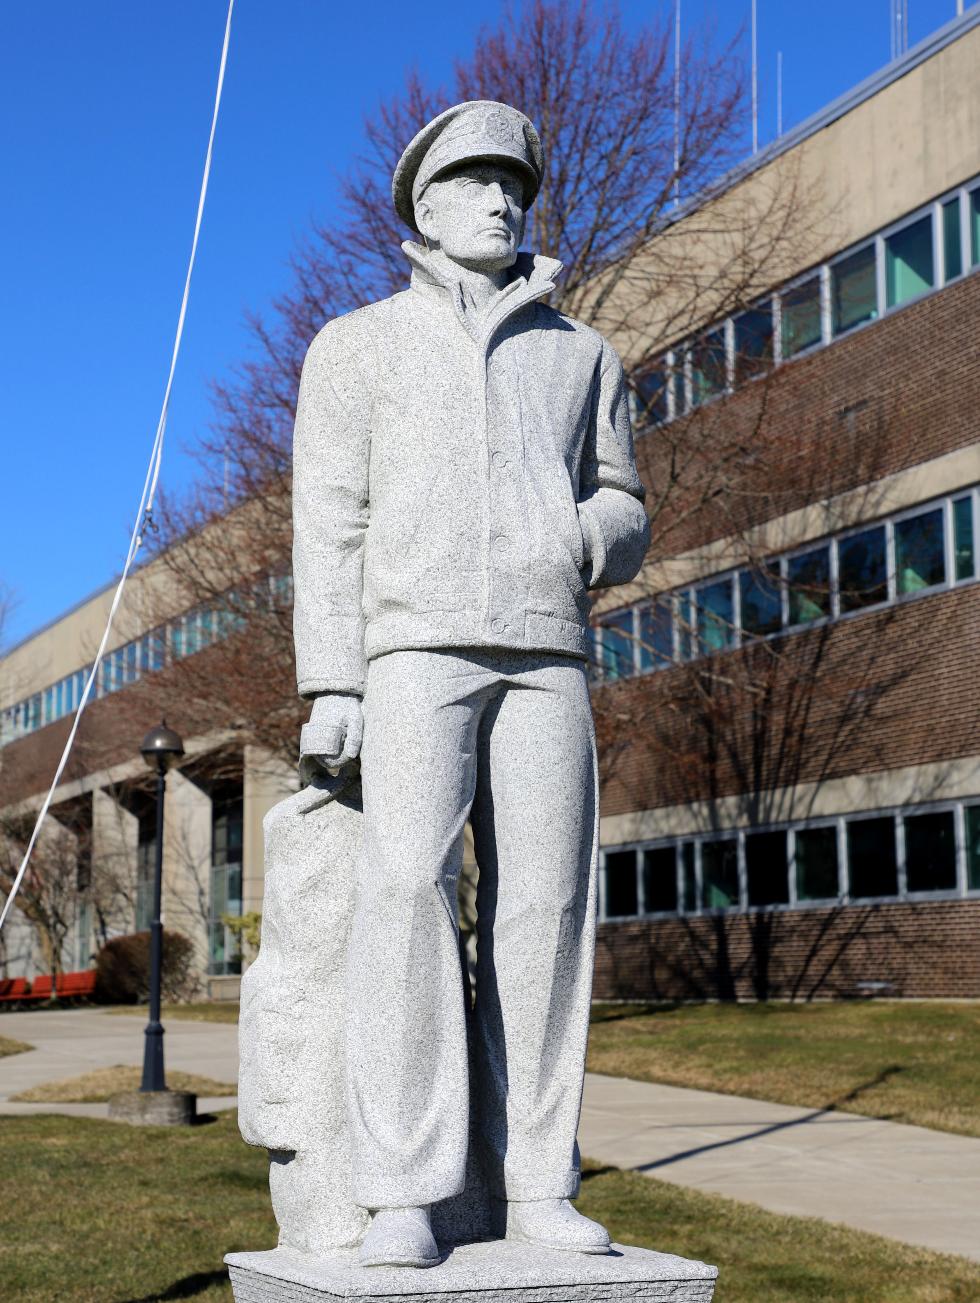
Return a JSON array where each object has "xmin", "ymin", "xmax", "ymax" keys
[
  {"xmin": 506, "ymin": 1198, "xmax": 611, "ymax": 1254},
  {"xmin": 358, "ymin": 1206, "xmax": 441, "ymax": 1268}
]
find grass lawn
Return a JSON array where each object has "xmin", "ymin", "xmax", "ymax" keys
[
  {"xmin": 107, "ymin": 1000, "xmax": 241, "ymax": 1024},
  {"xmin": 10, "ymin": 1064, "xmax": 236, "ymax": 1103},
  {"xmin": 0, "ymin": 1034, "xmax": 33, "ymax": 1058},
  {"xmin": 587, "ymin": 1000, "xmax": 980, "ymax": 1138},
  {"xmin": 1, "ymin": 1112, "xmax": 977, "ymax": 1303}
]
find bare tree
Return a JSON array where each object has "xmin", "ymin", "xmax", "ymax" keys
[{"xmin": 137, "ymin": 0, "xmax": 822, "ymax": 770}]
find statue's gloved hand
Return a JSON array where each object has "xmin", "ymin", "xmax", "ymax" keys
[{"xmin": 300, "ymin": 693, "xmax": 364, "ymax": 776}]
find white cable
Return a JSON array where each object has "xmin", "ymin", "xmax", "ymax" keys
[{"xmin": 0, "ymin": 0, "xmax": 235, "ymax": 933}]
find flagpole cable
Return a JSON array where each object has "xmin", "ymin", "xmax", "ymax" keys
[{"xmin": 0, "ymin": 0, "xmax": 235, "ymax": 932}]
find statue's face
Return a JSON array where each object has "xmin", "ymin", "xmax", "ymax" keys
[{"xmin": 415, "ymin": 162, "xmax": 525, "ymax": 273}]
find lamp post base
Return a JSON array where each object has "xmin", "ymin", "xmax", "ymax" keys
[{"xmin": 107, "ymin": 1089, "xmax": 197, "ymax": 1127}]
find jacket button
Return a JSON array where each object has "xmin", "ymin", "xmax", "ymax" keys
[
  {"xmin": 494, "ymin": 535, "xmax": 511, "ymax": 552},
  {"xmin": 491, "ymin": 450, "xmax": 510, "ymax": 469},
  {"xmin": 491, "ymin": 618, "xmax": 507, "ymax": 634}
]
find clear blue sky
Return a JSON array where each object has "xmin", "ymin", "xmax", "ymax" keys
[{"xmin": 0, "ymin": 0, "xmax": 973, "ymax": 649}]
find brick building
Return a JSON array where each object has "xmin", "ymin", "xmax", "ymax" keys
[
  {"xmin": 589, "ymin": 11, "xmax": 980, "ymax": 999},
  {"xmin": 1, "ymin": 11, "xmax": 979, "ymax": 998}
]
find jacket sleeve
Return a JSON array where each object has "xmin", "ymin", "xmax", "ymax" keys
[
  {"xmin": 577, "ymin": 338, "xmax": 650, "ymax": 590},
  {"xmin": 291, "ymin": 323, "xmax": 371, "ymax": 699}
]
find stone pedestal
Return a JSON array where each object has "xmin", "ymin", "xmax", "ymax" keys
[
  {"xmin": 107, "ymin": 1089, "xmax": 196, "ymax": 1127},
  {"xmin": 225, "ymin": 1241, "xmax": 717, "ymax": 1302}
]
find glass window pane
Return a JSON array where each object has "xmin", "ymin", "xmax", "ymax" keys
[
  {"xmin": 953, "ymin": 497, "xmax": 975, "ymax": 581},
  {"xmin": 740, "ymin": 564, "xmax": 782, "ymax": 637},
  {"xmin": 847, "ymin": 817, "xmax": 898, "ymax": 898},
  {"xmin": 634, "ymin": 364, "xmax": 669, "ymax": 426},
  {"xmin": 746, "ymin": 830, "xmax": 789, "ymax": 906},
  {"xmin": 943, "ymin": 198, "xmax": 963, "ymax": 282},
  {"xmin": 697, "ymin": 578, "xmax": 734, "ymax": 654},
  {"xmin": 966, "ymin": 806, "xmax": 980, "ymax": 891},
  {"xmin": 690, "ymin": 328, "xmax": 727, "ymax": 406},
  {"xmin": 643, "ymin": 847, "xmax": 678, "ymax": 913},
  {"xmin": 638, "ymin": 601, "xmax": 673, "ymax": 671},
  {"xmin": 701, "ymin": 839, "xmax": 739, "ymax": 909},
  {"xmin": 831, "ymin": 245, "xmax": 877, "ymax": 335},
  {"xmin": 885, "ymin": 214, "xmax": 934, "ymax": 308},
  {"xmin": 671, "ymin": 365, "xmax": 686, "ymax": 416},
  {"xmin": 605, "ymin": 850, "xmax": 638, "ymax": 917},
  {"xmin": 904, "ymin": 811, "xmax": 956, "ymax": 893},
  {"xmin": 971, "ymin": 188, "xmax": 980, "ymax": 267},
  {"xmin": 796, "ymin": 826, "xmax": 839, "ymax": 901},
  {"xmin": 838, "ymin": 527, "xmax": 887, "ymax": 611},
  {"xmin": 598, "ymin": 611, "xmax": 634, "ymax": 681},
  {"xmin": 678, "ymin": 592, "xmax": 695, "ymax": 661},
  {"xmin": 894, "ymin": 508, "xmax": 945, "ymax": 595},
  {"xmin": 781, "ymin": 275, "xmax": 822, "ymax": 358},
  {"xmin": 787, "ymin": 547, "xmax": 831, "ymax": 625},
  {"xmin": 680, "ymin": 843, "xmax": 696, "ymax": 911},
  {"xmin": 733, "ymin": 305, "xmax": 773, "ymax": 383}
]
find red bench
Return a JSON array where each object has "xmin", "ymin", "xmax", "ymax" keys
[
  {"xmin": 21, "ymin": 970, "xmax": 97, "ymax": 1002},
  {"xmin": 0, "ymin": 977, "xmax": 30, "ymax": 1004}
]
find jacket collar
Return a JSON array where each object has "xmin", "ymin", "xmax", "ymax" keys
[{"xmin": 402, "ymin": 240, "xmax": 562, "ymax": 347}]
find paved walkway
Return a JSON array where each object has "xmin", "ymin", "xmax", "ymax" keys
[{"xmin": 2, "ymin": 1010, "xmax": 978, "ymax": 1262}]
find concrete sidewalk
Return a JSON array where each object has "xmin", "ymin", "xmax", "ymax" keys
[
  {"xmin": 579, "ymin": 1073, "xmax": 980, "ymax": 1264},
  {"xmin": 2, "ymin": 1009, "xmax": 978, "ymax": 1262}
]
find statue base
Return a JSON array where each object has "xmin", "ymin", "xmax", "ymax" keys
[{"xmin": 225, "ymin": 1239, "xmax": 717, "ymax": 1302}]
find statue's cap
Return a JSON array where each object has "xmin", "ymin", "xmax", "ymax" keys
[{"xmin": 392, "ymin": 100, "xmax": 544, "ymax": 234}]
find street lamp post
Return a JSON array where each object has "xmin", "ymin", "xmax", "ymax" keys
[{"xmin": 139, "ymin": 721, "xmax": 184, "ymax": 1093}]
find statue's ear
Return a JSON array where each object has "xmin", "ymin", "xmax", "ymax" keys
[{"xmin": 414, "ymin": 193, "xmax": 435, "ymax": 243}]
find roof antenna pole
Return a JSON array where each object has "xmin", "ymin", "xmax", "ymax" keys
[
  {"xmin": 777, "ymin": 49, "xmax": 783, "ymax": 137},
  {"xmin": 673, "ymin": 0, "xmax": 681, "ymax": 207},
  {"xmin": 751, "ymin": 0, "xmax": 758, "ymax": 154}
]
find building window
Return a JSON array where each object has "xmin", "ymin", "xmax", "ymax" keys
[
  {"xmin": 966, "ymin": 806, "xmax": 980, "ymax": 892},
  {"xmin": 689, "ymin": 328, "xmax": 728, "ymax": 406},
  {"xmin": 885, "ymin": 214, "xmax": 934, "ymax": 308},
  {"xmin": 680, "ymin": 843, "xmax": 697, "ymax": 911},
  {"xmin": 970, "ymin": 188, "xmax": 980, "ymax": 267},
  {"xmin": 733, "ymin": 305, "xmax": 773, "ymax": 383},
  {"xmin": 634, "ymin": 364, "xmax": 670, "ymax": 426},
  {"xmin": 210, "ymin": 791, "xmax": 244, "ymax": 976},
  {"xmin": 696, "ymin": 578, "xmax": 735, "ymax": 655},
  {"xmin": 746, "ymin": 830, "xmax": 789, "ymax": 906},
  {"xmin": 787, "ymin": 546, "xmax": 831, "ymax": 625},
  {"xmin": 943, "ymin": 198, "xmax": 963, "ymax": 282},
  {"xmin": 642, "ymin": 846, "xmax": 678, "ymax": 913},
  {"xmin": 953, "ymin": 496, "xmax": 975, "ymax": 581},
  {"xmin": 894, "ymin": 507, "xmax": 945, "ymax": 595},
  {"xmin": 781, "ymin": 274, "xmax": 822, "ymax": 358},
  {"xmin": 831, "ymin": 244, "xmax": 877, "ymax": 336},
  {"xmin": 596, "ymin": 610, "xmax": 635, "ymax": 681},
  {"xmin": 638, "ymin": 601, "xmax": 673, "ymax": 671},
  {"xmin": 903, "ymin": 810, "xmax": 957, "ymax": 893},
  {"xmin": 847, "ymin": 816, "xmax": 898, "ymax": 898},
  {"xmin": 740, "ymin": 565, "xmax": 782, "ymax": 637},
  {"xmin": 838, "ymin": 526, "xmax": 887, "ymax": 611},
  {"xmin": 795, "ymin": 826, "xmax": 839, "ymax": 901},
  {"xmin": 701, "ymin": 838, "xmax": 739, "ymax": 909},
  {"xmin": 605, "ymin": 848, "xmax": 638, "ymax": 918}
]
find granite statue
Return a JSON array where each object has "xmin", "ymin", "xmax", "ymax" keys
[{"xmin": 235, "ymin": 100, "xmax": 691, "ymax": 1286}]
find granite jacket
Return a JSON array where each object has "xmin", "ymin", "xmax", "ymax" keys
[{"xmin": 292, "ymin": 242, "xmax": 649, "ymax": 698}]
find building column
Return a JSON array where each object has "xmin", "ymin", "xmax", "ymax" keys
[{"xmin": 162, "ymin": 768, "xmax": 213, "ymax": 987}]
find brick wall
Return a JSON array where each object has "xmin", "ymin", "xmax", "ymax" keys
[{"xmin": 594, "ymin": 897, "xmax": 980, "ymax": 1001}]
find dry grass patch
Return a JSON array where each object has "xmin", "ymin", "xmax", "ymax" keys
[
  {"xmin": 11, "ymin": 1064, "xmax": 236, "ymax": 1103},
  {"xmin": 0, "ymin": 1113, "xmax": 977, "ymax": 1302},
  {"xmin": 587, "ymin": 1000, "xmax": 980, "ymax": 1138},
  {"xmin": 0, "ymin": 1035, "xmax": 32, "ymax": 1058}
]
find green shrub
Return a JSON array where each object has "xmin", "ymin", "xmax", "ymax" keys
[{"xmin": 94, "ymin": 931, "xmax": 197, "ymax": 1004}]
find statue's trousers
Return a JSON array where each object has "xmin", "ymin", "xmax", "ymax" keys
[{"xmin": 346, "ymin": 648, "xmax": 599, "ymax": 1209}]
